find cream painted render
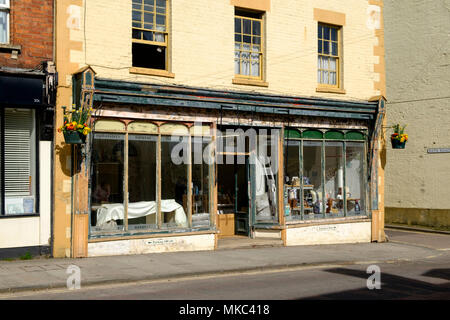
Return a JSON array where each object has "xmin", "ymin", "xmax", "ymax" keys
[
  {"xmin": 87, "ymin": 234, "xmax": 215, "ymax": 257},
  {"xmin": 285, "ymin": 221, "xmax": 372, "ymax": 246},
  {"xmin": 384, "ymin": 0, "xmax": 450, "ymax": 211},
  {"xmin": 74, "ymin": 0, "xmax": 380, "ymax": 100}
]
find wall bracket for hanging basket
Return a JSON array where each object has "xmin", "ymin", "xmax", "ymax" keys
[{"xmin": 64, "ymin": 131, "xmax": 86, "ymax": 144}]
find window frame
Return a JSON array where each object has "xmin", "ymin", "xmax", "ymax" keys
[
  {"xmin": 0, "ymin": 0, "xmax": 10, "ymax": 44},
  {"xmin": 131, "ymin": 0, "xmax": 170, "ymax": 71},
  {"xmin": 317, "ymin": 22, "xmax": 342, "ymax": 89},
  {"xmin": 0, "ymin": 106, "xmax": 40, "ymax": 218},
  {"xmin": 88, "ymin": 119, "xmax": 215, "ymax": 237},
  {"xmin": 234, "ymin": 9, "xmax": 265, "ymax": 81}
]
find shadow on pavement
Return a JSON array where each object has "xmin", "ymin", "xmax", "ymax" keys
[{"xmin": 300, "ymin": 267, "xmax": 450, "ymax": 300}]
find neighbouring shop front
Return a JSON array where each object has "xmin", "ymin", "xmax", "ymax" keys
[
  {"xmin": 68, "ymin": 68, "xmax": 384, "ymax": 257},
  {"xmin": 0, "ymin": 64, "xmax": 56, "ymax": 259}
]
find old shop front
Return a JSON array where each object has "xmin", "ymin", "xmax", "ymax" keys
[{"xmin": 67, "ymin": 68, "xmax": 384, "ymax": 257}]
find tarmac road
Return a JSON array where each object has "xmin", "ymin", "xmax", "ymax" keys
[{"xmin": 0, "ymin": 228, "xmax": 449, "ymax": 301}]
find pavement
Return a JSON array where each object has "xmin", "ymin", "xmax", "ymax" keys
[{"xmin": 0, "ymin": 228, "xmax": 449, "ymax": 295}]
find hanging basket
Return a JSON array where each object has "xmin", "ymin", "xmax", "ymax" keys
[
  {"xmin": 63, "ymin": 131, "xmax": 86, "ymax": 144},
  {"xmin": 391, "ymin": 138, "xmax": 406, "ymax": 149}
]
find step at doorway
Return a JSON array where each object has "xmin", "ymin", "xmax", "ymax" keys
[{"xmin": 217, "ymin": 236, "xmax": 284, "ymax": 250}]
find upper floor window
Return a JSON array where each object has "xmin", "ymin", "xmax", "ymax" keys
[
  {"xmin": 0, "ymin": 0, "xmax": 9, "ymax": 44},
  {"xmin": 318, "ymin": 23, "xmax": 341, "ymax": 87},
  {"xmin": 132, "ymin": 0, "xmax": 168, "ymax": 70},
  {"xmin": 234, "ymin": 9, "xmax": 263, "ymax": 79}
]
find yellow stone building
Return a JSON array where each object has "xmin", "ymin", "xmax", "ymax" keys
[{"xmin": 53, "ymin": 0, "xmax": 386, "ymax": 258}]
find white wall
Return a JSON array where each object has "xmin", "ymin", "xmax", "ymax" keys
[{"xmin": 0, "ymin": 141, "xmax": 52, "ymax": 249}]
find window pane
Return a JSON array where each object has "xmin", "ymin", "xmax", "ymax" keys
[
  {"xmin": 285, "ymin": 140, "xmax": 301, "ymax": 221},
  {"xmin": 132, "ymin": 29, "xmax": 142, "ymax": 40},
  {"xmin": 252, "ymin": 20, "xmax": 261, "ymax": 36},
  {"xmin": 318, "ymin": 40, "xmax": 322, "ymax": 53},
  {"xmin": 255, "ymin": 131, "xmax": 279, "ymax": 223},
  {"xmin": 251, "ymin": 57, "xmax": 260, "ymax": 77},
  {"xmin": 303, "ymin": 141, "xmax": 323, "ymax": 219},
  {"xmin": 156, "ymin": 0, "xmax": 165, "ymax": 8},
  {"xmin": 142, "ymin": 31, "xmax": 153, "ymax": 41},
  {"xmin": 4, "ymin": 109, "xmax": 36, "ymax": 215},
  {"xmin": 235, "ymin": 18, "xmax": 241, "ymax": 33},
  {"xmin": 235, "ymin": 34, "xmax": 242, "ymax": 42},
  {"xmin": 330, "ymin": 57, "xmax": 336, "ymax": 71},
  {"xmin": 323, "ymin": 26, "xmax": 330, "ymax": 40},
  {"xmin": 332, "ymin": 42, "xmax": 338, "ymax": 56},
  {"xmin": 156, "ymin": 14, "xmax": 165, "ymax": 26},
  {"xmin": 330, "ymin": 72, "xmax": 336, "ymax": 85},
  {"xmin": 325, "ymin": 141, "xmax": 344, "ymax": 217},
  {"xmin": 318, "ymin": 24, "xmax": 322, "ymax": 39},
  {"xmin": 144, "ymin": 12, "xmax": 153, "ymax": 24},
  {"xmin": 331, "ymin": 28, "xmax": 338, "ymax": 41},
  {"xmin": 90, "ymin": 133, "xmax": 125, "ymax": 232},
  {"xmin": 132, "ymin": 10, "xmax": 141, "ymax": 22},
  {"xmin": 252, "ymin": 36, "xmax": 260, "ymax": 45},
  {"xmin": 191, "ymin": 137, "xmax": 212, "ymax": 227},
  {"xmin": 243, "ymin": 19, "xmax": 251, "ymax": 34},
  {"xmin": 323, "ymin": 41, "xmax": 329, "ymax": 54},
  {"xmin": 346, "ymin": 143, "xmax": 365, "ymax": 216},
  {"xmin": 243, "ymin": 35, "xmax": 251, "ymax": 44},
  {"xmin": 144, "ymin": 0, "xmax": 154, "ymax": 5},
  {"xmin": 127, "ymin": 135, "xmax": 157, "ymax": 230},
  {"xmin": 161, "ymin": 136, "xmax": 189, "ymax": 229}
]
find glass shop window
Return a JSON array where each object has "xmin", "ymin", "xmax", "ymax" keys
[
  {"xmin": 2, "ymin": 108, "xmax": 37, "ymax": 216},
  {"xmin": 90, "ymin": 133, "xmax": 125, "ymax": 231},
  {"xmin": 127, "ymin": 134, "xmax": 157, "ymax": 230},
  {"xmin": 255, "ymin": 130, "xmax": 279, "ymax": 223},
  {"xmin": 346, "ymin": 142, "xmax": 365, "ymax": 215},
  {"xmin": 284, "ymin": 140, "xmax": 301, "ymax": 221},
  {"xmin": 325, "ymin": 141, "xmax": 344, "ymax": 217},
  {"xmin": 303, "ymin": 141, "xmax": 323, "ymax": 219},
  {"xmin": 191, "ymin": 136, "xmax": 212, "ymax": 227},
  {"xmin": 161, "ymin": 135, "xmax": 189, "ymax": 229}
]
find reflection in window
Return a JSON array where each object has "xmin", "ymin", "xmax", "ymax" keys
[
  {"xmin": 255, "ymin": 131, "xmax": 278, "ymax": 222},
  {"xmin": 303, "ymin": 141, "xmax": 323, "ymax": 218},
  {"xmin": 127, "ymin": 135, "xmax": 157, "ymax": 230},
  {"xmin": 284, "ymin": 140, "xmax": 301, "ymax": 220},
  {"xmin": 191, "ymin": 137, "xmax": 212, "ymax": 227},
  {"xmin": 161, "ymin": 135, "xmax": 189, "ymax": 229},
  {"xmin": 346, "ymin": 142, "xmax": 365, "ymax": 215},
  {"xmin": 325, "ymin": 141, "xmax": 344, "ymax": 217},
  {"xmin": 90, "ymin": 133, "xmax": 125, "ymax": 231}
]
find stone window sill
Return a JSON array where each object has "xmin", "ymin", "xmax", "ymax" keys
[
  {"xmin": 316, "ymin": 86, "xmax": 346, "ymax": 94},
  {"xmin": 232, "ymin": 77, "xmax": 269, "ymax": 87},
  {"xmin": 129, "ymin": 67, "xmax": 175, "ymax": 78},
  {"xmin": 0, "ymin": 43, "xmax": 21, "ymax": 58}
]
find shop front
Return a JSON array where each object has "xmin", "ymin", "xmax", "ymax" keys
[{"xmin": 68, "ymin": 68, "xmax": 384, "ymax": 257}]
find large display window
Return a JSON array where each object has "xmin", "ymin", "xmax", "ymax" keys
[
  {"xmin": 89, "ymin": 120, "xmax": 213, "ymax": 236},
  {"xmin": 284, "ymin": 128, "xmax": 368, "ymax": 221}
]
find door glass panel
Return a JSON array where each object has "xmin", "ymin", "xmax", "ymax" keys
[
  {"xmin": 90, "ymin": 133, "xmax": 125, "ymax": 232},
  {"xmin": 346, "ymin": 142, "xmax": 365, "ymax": 216},
  {"xmin": 127, "ymin": 134, "xmax": 157, "ymax": 230},
  {"xmin": 191, "ymin": 136, "xmax": 212, "ymax": 227},
  {"xmin": 325, "ymin": 141, "xmax": 344, "ymax": 217},
  {"xmin": 284, "ymin": 140, "xmax": 301, "ymax": 221},
  {"xmin": 303, "ymin": 141, "xmax": 323, "ymax": 219},
  {"xmin": 255, "ymin": 130, "xmax": 279, "ymax": 223},
  {"xmin": 161, "ymin": 136, "xmax": 189, "ymax": 229}
]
